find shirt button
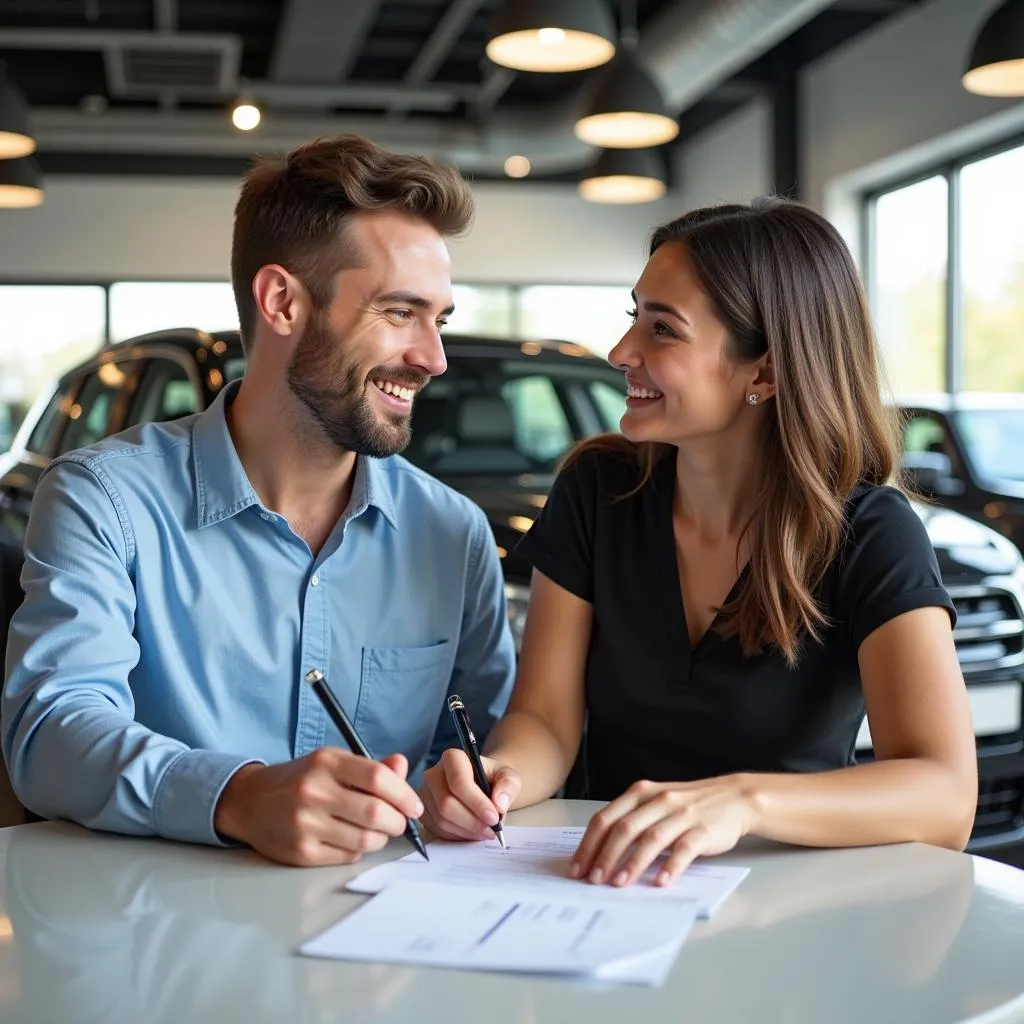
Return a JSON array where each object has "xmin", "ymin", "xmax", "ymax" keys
[
  {"xmin": 310, "ymin": 575, "xmax": 320, "ymax": 587},
  {"xmin": 259, "ymin": 512, "xmax": 270, "ymax": 521}
]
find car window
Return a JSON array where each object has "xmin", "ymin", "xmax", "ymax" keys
[
  {"xmin": 403, "ymin": 356, "xmax": 621, "ymax": 476},
  {"xmin": 588, "ymin": 379, "xmax": 627, "ymax": 432},
  {"xmin": 126, "ymin": 358, "xmax": 200, "ymax": 427},
  {"xmin": 903, "ymin": 413, "xmax": 950, "ymax": 456},
  {"xmin": 55, "ymin": 364, "xmax": 134, "ymax": 456},
  {"xmin": 956, "ymin": 409, "xmax": 1024, "ymax": 482},
  {"xmin": 25, "ymin": 386, "xmax": 67, "ymax": 456},
  {"xmin": 500, "ymin": 376, "xmax": 573, "ymax": 464}
]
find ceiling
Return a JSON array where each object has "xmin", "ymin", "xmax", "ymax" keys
[{"xmin": 0, "ymin": 0, "xmax": 925, "ymax": 184}]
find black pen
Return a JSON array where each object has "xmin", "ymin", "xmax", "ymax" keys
[
  {"xmin": 447, "ymin": 694, "xmax": 507, "ymax": 850},
  {"xmin": 304, "ymin": 668, "xmax": 429, "ymax": 861}
]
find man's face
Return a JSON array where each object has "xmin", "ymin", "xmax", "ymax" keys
[{"xmin": 286, "ymin": 211, "xmax": 453, "ymax": 458}]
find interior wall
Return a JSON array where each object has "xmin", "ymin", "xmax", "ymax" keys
[
  {"xmin": 0, "ymin": 175, "xmax": 683, "ymax": 286},
  {"xmin": 801, "ymin": 0, "xmax": 1024, "ymax": 246}
]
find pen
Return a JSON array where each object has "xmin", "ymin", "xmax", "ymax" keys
[
  {"xmin": 447, "ymin": 694, "xmax": 507, "ymax": 850},
  {"xmin": 304, "ymin": 668, "xmax": 429, "ymax": 862}
]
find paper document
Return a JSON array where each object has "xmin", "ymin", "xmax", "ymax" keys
[
  {"xmin": 300, "ymin": 879, "xmax": 700, "ymax": 986},
  {"xmin": 348, "ymin": 825, "xmax": 748, "ymax": 918}
]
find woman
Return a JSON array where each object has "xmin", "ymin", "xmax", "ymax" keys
[{"xmin": 421, "ymin": 197, "xmax": 977, "ymax": 888}]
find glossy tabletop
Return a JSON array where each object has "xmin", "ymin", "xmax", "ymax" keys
[{"xmin": 1, "ymin": 800, "xmax": 1023, "ymax": 1024}]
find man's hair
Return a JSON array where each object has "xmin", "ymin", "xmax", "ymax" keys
[{"xmin": 230, "ymin": 133, "xmax": 474, "ymax": 350}]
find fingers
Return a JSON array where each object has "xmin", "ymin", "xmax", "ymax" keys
[
  {"xmin": 569, "ymin": 782, "xmax": 651, "ymax": 881},
  {"xmin": 420, "ymin": 781, "xmax": 489, "ymax": 842},
  {"xmin": 490, "ymin": 766, "xmax": 522, "ymax": 817},
  {"xmin": 315, "ymin": 748, "xmax": 424, "ymax": 822},
  {"xmin": 380, "ymin": 752, "xmax": 409, "ymax": 782},
  {"xmin": 653, "ymin": 830, "xmax": 709, "ymax": 887},
  {"xmin": 577, "ymin": 793, "xmax": 685, "ymax": 886},
  {"xmin": 441, "ymin": 749, "xmax": 501, "ymax": 827}
]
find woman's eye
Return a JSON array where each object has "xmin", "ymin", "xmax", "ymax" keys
[
  {"xmin": 625, "ymin": 307, "xmax": 638, "ymax": 322},
  {"xmin": 653, "ymin": 320, "xmax": 673, "ymax": 336}
]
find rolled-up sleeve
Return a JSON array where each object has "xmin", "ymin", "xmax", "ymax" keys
[{"xmin": 2, "ymin": 457, "xmax": 255, "ymax": 845}]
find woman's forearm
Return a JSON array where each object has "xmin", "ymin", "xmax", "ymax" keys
[
  {"xmin": 483, "ymin": 710, "xmax": 579, "ymax": 808},
  {"xmin": 743, "ymin": 757, "xmax": 976, "ymax": 851}
]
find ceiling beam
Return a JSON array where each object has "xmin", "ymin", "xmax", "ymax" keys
[
  {"xmin": 390, "ymin": 0, "xmax": 485, "ymax": 117},
  {"xmin": 269, "ymin": 0, "xmax": 381, "ymax": 85}
]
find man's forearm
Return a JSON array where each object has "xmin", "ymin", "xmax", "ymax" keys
[
  {"xmin": 5, "ymin": 697, "xmax": 255, "ymax": 845},
  {"xmin": 482, "ymin": 710, "xmax": 579, "ymax": 808}
]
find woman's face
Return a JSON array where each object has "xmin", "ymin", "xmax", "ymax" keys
[{"xmin": 607, "ymin": 242, "xmax": 765, "ymax": 446}]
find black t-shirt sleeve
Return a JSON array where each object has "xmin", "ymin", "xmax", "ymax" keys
[
  {"xmin": 514, "ymin": 448, "xmax": 603, "ymax": 602},
  {"xmin": 837, "ymin": 485, "xmax": 956, "ymax": 651}
]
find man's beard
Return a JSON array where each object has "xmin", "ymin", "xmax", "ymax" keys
[{"xmin": 286, "ymin": 312, "xmax": 427, "ymax": 458}]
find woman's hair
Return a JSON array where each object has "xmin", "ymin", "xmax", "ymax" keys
[
  {"xmin": 566, "ymin": 196, "xmax": 900, "ymax": 665},
  {"xmin": 230, "ymin": 133, "xmax": 474, "ymax": 349}
]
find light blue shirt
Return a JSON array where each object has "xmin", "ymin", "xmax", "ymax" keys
[{"xmin": 2, "ymin": 381, "xmax": 515, "ymax": 845}]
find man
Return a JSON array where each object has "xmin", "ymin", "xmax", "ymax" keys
[{"xmin": 2, "ymin": 134, "xmax": 516, "ymax": 865}]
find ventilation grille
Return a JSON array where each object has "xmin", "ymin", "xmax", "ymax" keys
[
  {"xmin": 104, "ymin": 37, "xmax": 240, "ymax": 97},
  {"xmin": 949, "ymin": 585, "xmax": 1024, "ymax": 675},
  {"xmin": 974, "ymin": 775, "xmax": 1024, "ymax": 837}
]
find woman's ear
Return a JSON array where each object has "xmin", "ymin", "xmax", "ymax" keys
[{"xmin": 752, "ymin": 351, "xmax": 776, "ymax": 401}]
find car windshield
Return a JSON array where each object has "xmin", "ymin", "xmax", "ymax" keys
[
  {"xmin": 956, "ymin": 408, "xmax": 1024, "ymax": 482},
  {"xmin": 222, "ymin": 349, "xmax": 626, "ymax": 476}
]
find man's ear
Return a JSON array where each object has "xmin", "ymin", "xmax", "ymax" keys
[
  {"xmin": 251, "ymin": 265, "xmax": 310, "ymax": 338},
  {"xmin": 752, "ymin": 350, "xmax": 776, "ymax": 401}
]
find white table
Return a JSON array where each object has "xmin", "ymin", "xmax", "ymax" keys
[{"xmin": 1, "ymin": 800, "xmax": 1023, "ymax": 1023}]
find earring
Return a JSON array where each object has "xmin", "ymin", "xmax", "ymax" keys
[{"xmin": 746, "ymin": 393, "xmax": 760, "ymax": 406}]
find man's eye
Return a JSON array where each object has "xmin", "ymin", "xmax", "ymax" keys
[
  {"xmin": 436, "ymin": 318, "xmax": 449, "ymax": 330},
  {"xmin": 389, "ymin": 309, "xmax": 414, "ymax": 320}
]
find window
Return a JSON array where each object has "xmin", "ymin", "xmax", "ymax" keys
[
  {"xmin": 126, "ymin": 359, "xmax": 200, "ymax": 426},
  {"xmin": 588, "ymin": 379, "xmax": 627, "ymax": 432},
  {"xmin": 867, "ymin": 136, "xmax": 1024, "ymax": 398},
  {"xmin": 109, "ymin": 282, "xmax": 238, "ymax": 342},
  {"xmin": 957, "ymin": 409, "xmax": 1024, "ymax": 482},
  {"xmin": 446, "ymin": 285, "xmax": 515, "ymax": 337},
  {"xmin": 403, "ymin": 355, "xmax": 622, "ymax": 476},
  {"xmin": 519, "ymin": 286, "xmax": 632, "ymax": 358},
  {"xmin": 871, "ymin": 176, "xmax": 948, "ymax": 395},
  {"xmin": 56, "ymin": 363, "xmax": 135, "ymax": 455},
  {"xmin": 0, "ymin": 285, "xmax": 106, "ymax": 418},
  {"xmin": 501, "ymin": 376, "xmax": 573, "ymax": 463},
  {"xmin": 960, "ymin": 146, "xmax": 1024, "ymax": 392},
  {"xmin": 25, "ymin": 385, "xmax": 65, "ymax": 457}
]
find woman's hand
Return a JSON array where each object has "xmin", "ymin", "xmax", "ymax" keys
[
  {"xmin": 570, "ymin": 775, "xmax": 759, "ymax": 887},
  {"xmin": 419, "ymin": 748, "xmax": 522, "ymax": 842}
]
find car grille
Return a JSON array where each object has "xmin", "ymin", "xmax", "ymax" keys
[
  {"xmin": 974, "ymin": 776, "xmax": 1024, "ymax": 836},
  {"xmin": 948, "ymin": 585, "xmax": 1024, "ymax": 675}
]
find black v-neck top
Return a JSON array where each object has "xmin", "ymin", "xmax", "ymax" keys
[{"xmin": 515, "ymin": 448, "xmax": 956, "ymax": 801}]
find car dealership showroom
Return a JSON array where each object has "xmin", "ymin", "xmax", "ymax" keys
[{"xmin": 1, "ymin": 1, "xmax": 1024, "ymax": 1022}]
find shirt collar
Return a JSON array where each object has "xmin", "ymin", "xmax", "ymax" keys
[{"xmin": 193, "ymin": 379, "xmax": 399, "ymax": 531}]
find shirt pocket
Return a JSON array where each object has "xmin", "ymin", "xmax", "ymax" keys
[{"xmin": 354, "ymin": 639, "xmax": 453, "ymax": 773}]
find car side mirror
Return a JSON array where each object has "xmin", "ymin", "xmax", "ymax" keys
[{"xmin": 901, "ymin": 451, "xmax": 966, "ymax": 497}]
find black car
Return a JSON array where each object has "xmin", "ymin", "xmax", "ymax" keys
[
  {"xmin": 897, "ymin": 393, "xmax": 1024, "ymax": 553},
  {"xmin": 2, "ymin": 329, "xmax": 1023, "ymax": 855}
]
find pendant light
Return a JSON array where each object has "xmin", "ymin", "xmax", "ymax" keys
[
  {"xmin": 486, "ymin": 0, "xmax": 616, "ymax": 73},
  {"xmin": 963, "ymin": 0, "xmax": 1024, "ymax": 96},
  {"xmin": 575, "ymin": 0, "xmax": 679, "ymax": 148},
  {"xmin": 578, "ymin": 147, "xmax": 667, "ymax": 204},
  {"xmin": 0, "ymin": 156, "xmax": 44, "ymax": 208},
  {"xmin": 0, "ymin": 64, "xmax": 36, "ymax": 159}
]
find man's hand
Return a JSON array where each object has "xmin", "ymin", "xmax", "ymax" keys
[
  {"xmin": 420, "ymin": 748, "xmax": 521, "ymax": 842},
  {"xmin": 214, "ymin": 748, "xmax": 424, "ymax": 866}
]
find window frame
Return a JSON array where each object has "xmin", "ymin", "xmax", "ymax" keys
[{"xmin": 863, "ymin": 129, "xmax": 1024, "ymax": 396}]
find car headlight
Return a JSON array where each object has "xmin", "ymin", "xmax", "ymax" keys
[{"xmin": 504, "ymin": 582, "xmax": 530, "ymax": 652}]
